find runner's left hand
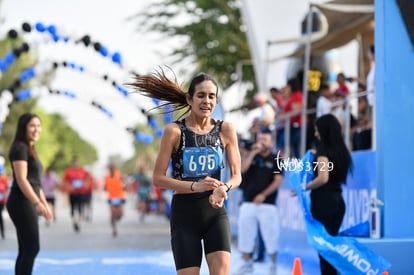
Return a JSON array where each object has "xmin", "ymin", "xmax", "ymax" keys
[{"xmin": 209, "ymin": 186, "xmax": 227, "ymax": 208}]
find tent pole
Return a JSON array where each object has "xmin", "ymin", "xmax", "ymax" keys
[
  {"xmin": 263, "ymin": 41, "xmax": 271, "ymax": 92},
  {"xmin": 300, "ymin": 3, "xmax": 313, "ymax": 157}
]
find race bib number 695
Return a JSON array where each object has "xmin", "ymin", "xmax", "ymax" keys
[{"xmin": 183, "ymin": 147, "xmax": 223, "ymax": 178}]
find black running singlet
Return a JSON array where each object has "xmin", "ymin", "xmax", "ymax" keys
[{"xmin": 171, "ymin": 119, "xmax": 224, "ymax": 182}]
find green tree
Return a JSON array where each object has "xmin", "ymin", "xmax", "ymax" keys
[
  {"xmin": 129, "ymin": 0, "xmax": 257, "ymax": 98},
  {"xmin": 35, "ymin": 111, "xmax": 98, "ymax": 172}
]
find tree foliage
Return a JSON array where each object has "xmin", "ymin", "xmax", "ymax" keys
[{"xmin": 130, "ymin": 0, "xmax": 257, "ymax": 96}]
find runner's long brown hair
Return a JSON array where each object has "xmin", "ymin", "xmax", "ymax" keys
[
  {"xmin": 127, "ymin": 67, "xmax": 219, "ymax": 118},
  {"xmin": 127, "ymin": 67, "xmax": 189, "ymax": 115}
]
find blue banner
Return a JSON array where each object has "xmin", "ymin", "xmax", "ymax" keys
[{"xmin": 290, "ymin": 151, "xmax": 391, "ymax": 275}]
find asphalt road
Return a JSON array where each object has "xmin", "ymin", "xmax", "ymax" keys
[
  {"xmin": 1, "ymin": 191, "xmax": 171, "ymax": 252},
  {"xmin": 0, "ymin": 191, "xmax": 312, "ymax": 275}
]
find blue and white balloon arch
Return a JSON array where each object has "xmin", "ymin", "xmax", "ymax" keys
[{"xmin": 0, "ymin": 21, "xmax": 175, "ymax": 143}]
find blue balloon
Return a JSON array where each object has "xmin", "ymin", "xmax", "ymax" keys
[
  {"xmin": 100, "ymin": 106, "xmax": 113, "ymax": 119},
  {"xmin": 149, "ymin": 119, "xmax": 157, "ymax": 129},
  {"xmin": 4, "ymin": 52, "xmax": 15, "ymax": 66},
  {"xmin": 52, "ymin": 34, "xmax": 60, "ymax": 42},
  {"xmin": 47, "ymin": 25, "xmax": 57, "ymax": 35},
  {"xmin": 111, "ymin": 52, "xmax": 122, "ymax": 65},
  {"xmin": 99, "ymin": 46, "xmax": 108, "ymax": 57},
  {"xmin": 35, "ymin": 22, "xmax": 46, "ymax": 32},
  {"xmin": 135, "ymin": 132, "xmax": 144, "ymax": 142},
  {"xmin": 156, "ymin": 128, "xmax": 163, "ymax": 138},
  {"xmin": 116, "ymin": 85, "xmax": 128, "ymax": 97},
  {"xmin": 19, "ymin": 72, "xmax": 28, "ymax": 82},
  {"xmin": 27, "ymin": 67, "xmax": 36, "ymax": 78},
  {"xmin": 16, "ymin": 89, "xmax": 32, "ymax": 101},
  {"xmin": 152, "ymin": 98, "xmax": 160, "ymax": 106},
  {"xmin": 143, "ymin": 135, "xmax": 154, "ymax": 144},
  {"xmin": 63, "ymin": 90, "xmax": 76, "ymax": 99},
  {"xmin": 0, "ymin": 61, "xmax": 6, "ymax": 72},
  {"xmin": 18, "ymin": 68, "xmax": 35, "ymax": 83},
  {"xmin": 164, "ymin": 113, "xmax": 173, "ymax": 124}
]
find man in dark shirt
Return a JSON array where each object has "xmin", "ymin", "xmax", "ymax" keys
[{"xmin": 236, "ymin": 129, "xmax": 283, "ymax": 274}]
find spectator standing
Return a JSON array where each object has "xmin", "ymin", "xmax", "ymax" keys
[
  {"xmin": 237, "ymin": 130, "xmax": 284, "ymax": 274},
  {"xmin": 305, "ymin": 114, "xmax": 352, "ymax": 275},
  {"xmin": 270, "ymin": 87, "xmax": 286, "ymax": 154},
  {"xmin": 316, "ymin": 83, "xmax": 333, "ymax": 118},
  {"xmin": 334, "ymin": 72, "xmax": 350, "ymax": 98},
  {"xmin": 253, "ymin": 93, "xmax": 275, "ymax": 131},
  {"xmin": 6, "ymin": 113, "xmax": 53, "ymax": 275},
  {"xmin": 282, "ymin": 77, "xmax": 303, "ymax": 158},
  {"xmin": 351, "ymin": 82, "xmax": 372, "ymax": 150}
]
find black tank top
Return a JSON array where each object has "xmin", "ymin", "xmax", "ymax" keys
[{"xmin": 171, "ymin": 119, "xmax": 224, "ymax": 182}]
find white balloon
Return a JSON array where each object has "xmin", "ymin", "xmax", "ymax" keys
[
  {"xmin": 0, "ymin": 108, "xmax": 10, "ymax": 122},
  {"xmin": 1, "ymin": 90, "xmax": 13, "ymax": 104},
  {"xmin": 0, "ymin": 100, "xmax": 9, "ymax": 110}
]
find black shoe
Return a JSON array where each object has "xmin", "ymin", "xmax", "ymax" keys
[
  {"xmin": 254, "ymin": 256, "xmax": 264, "ymax": 263},
  {"xmin": 73, "ymin": 223, "xmax": 80, "ymax": 233}
]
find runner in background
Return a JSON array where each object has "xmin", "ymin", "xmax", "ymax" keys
[
  {"xmin": 83, "ymin": 165, "xmax": 95, "ymax": 222},
  {"xmin": 134, "ymin": 164, "xmax": 152, "ymax": 222},
  {"xmin": 62, "ymin": 157, "xmax": 91, "ymax": 233},
  {"xmin": 104, "ymin": 163, "xmax": 126, "ymax": 237},
  {"xmin": 41, "ymin": 167, "xmax": 60, "ymax": 225}
]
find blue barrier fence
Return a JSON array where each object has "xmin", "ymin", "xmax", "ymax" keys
[{"xmin": 226, "ymin": 150, "xmax": 377, "ymax": 271}]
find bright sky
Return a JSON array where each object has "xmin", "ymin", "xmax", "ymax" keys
[
  {"xmin": 0, "ymin": 0, "xmax": 171, "ymax": 176},
  {"xmin": 0, "ymin": 0, "xmax": 358, "ymax": 177}
]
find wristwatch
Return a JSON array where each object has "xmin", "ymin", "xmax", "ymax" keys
[{"xmin": 223, "ymin": 182, "xmax": 232, "ymax": 192}]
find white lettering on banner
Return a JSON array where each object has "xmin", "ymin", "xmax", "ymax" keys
[
  {"xmin": 278, "ymin": 190, "xmax": 306, "ymax": 231},
  {"xmin": 341, "ymin": 189, "xmax": 376, "ymax": 230},
  {"xmin": 313, "ymin": 236, "xmax": 379, "ymax": 275}
]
